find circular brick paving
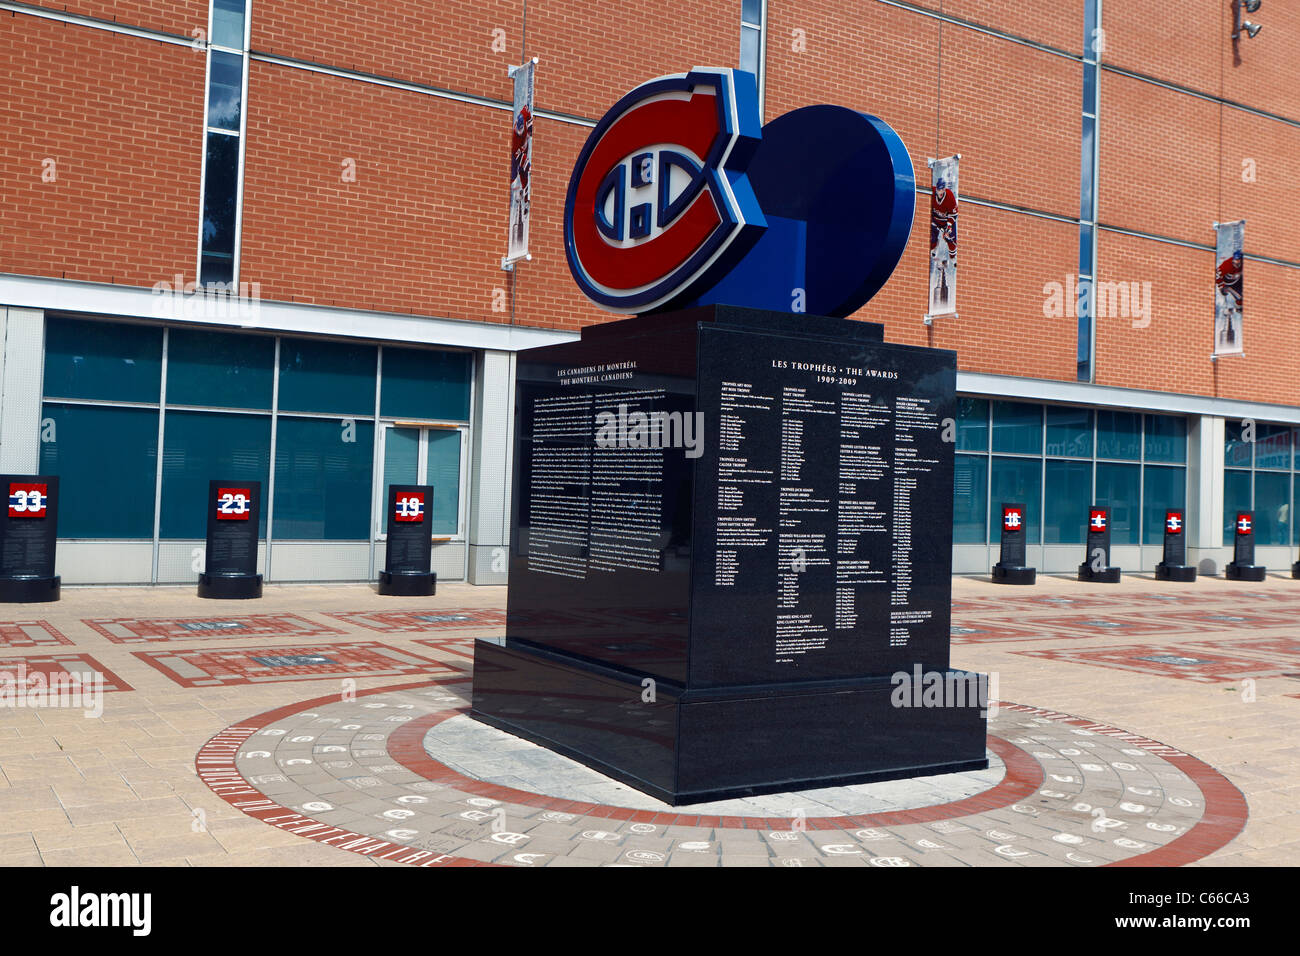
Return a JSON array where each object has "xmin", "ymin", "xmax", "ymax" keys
[{"xmin": 196, "ymin": 677, "xmax": 1247, "ymax": 867}]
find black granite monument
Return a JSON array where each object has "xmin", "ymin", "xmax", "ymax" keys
[
  {"xmin": 1225, "ymin": 510, "xmax": 1266, "ymax": 581},
  {"xmin": 471, "ymin": 306, "xmax": 988, "ymax": 804},
  {"xmin": 1154, "ymin": 509, "xmax": 1196, "ymax": 581},
  {"xmin": 198, "ymin": 480, "xmax": 263, "ymax": 599},
  {"xmin": 991, "ymin": 502, "xmax": 1036, "ymax": 584},
  {"xmin": 0, "ymin": 474, "xmax": 60, "ymax": 603},
  {"xmin": 1077, "ymin": 505, "xmax": 1121, "ymax": 583},
  {"xmin": 378, "ymin": 484, "xmax": 437, "ymax": 596}
]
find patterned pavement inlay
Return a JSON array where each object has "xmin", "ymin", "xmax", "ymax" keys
[
  {"xmin": 1015, "ymin": 643, "xmax": 1293, "ymax": 683},
  {"xmin": 324, "ymin": 609, "xmax": 508, "ymax": 633},
  {"xmin": 195, "ymin": 679, "xmax": 1246, "ymax": 867},
  {"xmin": 0, "ymin": 621, "xmax": 72, "ymax": 648},
  {"xmin": 86, "ymin": 613, "xmax": 344, "ymax": 644},
  {"xmin": 0, "ymin": 653, "xmax": 133, "ymax": 693},
  {"xmin": 134, "ymin": 642, "xmax": 462, "ymax": 688}
]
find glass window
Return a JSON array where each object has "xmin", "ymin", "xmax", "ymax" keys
[
  {"xmin": 1255, "ymin": 424, "xmax": 1291, "ymax": 471},
  {"xmin": 382, "ymin": 427, "xmax": 421, "ymax": 492},
  {"xmin": 273, "ymin": 418, "xmax": 374, "ymax": 540},
  {"xmin": 991, "ymin": 456, "xmax": 1041, "ymax": 545},
  {"xmin": 1144, "ymin": 414, "xmax": 1187, "ymax": 464},
  {"xmin": 278, "ymin": 338, "xmax": 377, "ymax": 416},
  {"xmin": 207, "ymin": 50, "xmax": 243, "ymax": 131},
  {"xmin": 1142, "ymin": 465, "xmax": 1186, "ymax": 545},
  {"xmin": 956, "ymin": 398, "xmax": 988, "ymax": 452},
  {"xmin": 1043, "ymin": 460, "xmax": 1091, "ymax": 544},
  {"xmin": 1223, "ymin": 469, "xmax": 1252, "ymax": 541},
  {"xmin": 1094, "ymin": 462, "xmax": 1139, "ymax": 545},
  {"xmin": 991, "ymin": 401, "xmax": 1042, "ymax": 455},
  {"xmin": 1045, "ymin": 406, "xmax": 1093, "ymax": 458},
  {"xmin": 953, "ymin": 454, "xmax": 987, "ymax": 544},
  {"xmin": 1294, "ymin": 475, "xmax": 1300, "ymax": 546},
  {"xmin": 200, "ymin": 132, "xmax": 240, "ymax": 286},
  {"xmin": 212, "ymin": 0, "xmax": 246, "ymax": 49},
  {"xmin": 1254, "ymin": 471, "xmax": 1290, "ymax": 545},
  {"xmin": 742, "ymin": 0, "xmax": 762, "ymax": 23},
  {"xmin": 38, "ymin": 404, "xmax": 158, "ymax": 538},
  {"xmin": 380, "ymin": 347, "xmax": 472, "ymax": 420},
  {"xmin": 1224, "ymin": 420, "xmax": 1252, "ymax": 469},
  {"xmin": 1096, "ymin": 410, "xmax": 1141, "ymax": 460},
  {"xmin": 740, "ymin": 25, "xmax": 759, "ymax": 74},
  {"xmin": 159, "ymin": 410, "xmax": 270, "ymax": 538},
  {"xmin": 426, "ymin": 430, "xmax": 462, "ymax": 536},
  {"xmin": 43, "ymin": 317, "xmax": 162, "ymax": 403},
  {"xmin": 167, "ymin": 327, "xmax": 274, "ymax": 409}
]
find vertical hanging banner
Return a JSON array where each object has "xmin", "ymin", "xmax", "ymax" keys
[
  {"xmin": 505, "ymin": 58, "xmax": 537, "ymax": 266},
  {"xmin": 1214, "ymin": 219, "xmax": 1245, "ymax": 356},
  {"xmin": 927, "ymin": 155, "xmax": 959, "ymax": 318}
]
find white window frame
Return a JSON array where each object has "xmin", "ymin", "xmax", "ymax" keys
[{"xmin": 374, "ymin": 420, "xmax": 470, "ymax": 542}]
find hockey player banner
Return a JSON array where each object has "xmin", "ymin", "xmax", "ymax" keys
[
  {"xmin": 1214, "ymin": 219, "xmax": 1244, "ymax": 356},
  {"xmin": 928, "ymin": 155, "xmax": 959, "ymax": 317},
  {"xmin": 505, "ymin": 59, "xmax": 536, "ymax": 265}
]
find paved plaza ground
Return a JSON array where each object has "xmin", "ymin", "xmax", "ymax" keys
[{"xmin": 0, "ymin": 573, "xmax": 1296, "ymax": 867}]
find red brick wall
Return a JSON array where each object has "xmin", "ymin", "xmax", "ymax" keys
[
  {"xmin": 527, "ymin": 0, "xmax": 738, "ymax": 119},
  {"xmin": 1098, "ymin": 72, "xmax": 1219, "ymax": 246},
  {"xmin": 1095, "ymin": 231, "xmax": 1300, "ymax": 407},
  {"xmin": 861, "ymin": 201, "xmax": 1079, "ymax": 382},
  {"xmin": 26, "ymin": 0, "xmax": 208, "ymax": 37},
  {"xmin": 238, "ymin": 62, "xmax": 605, "ymax": 330},
  {"xmin": 7, "ymin": 1, "xmax": 1300, "ymax": 412},
  {"xmin": 252, "ymin": 0, "xmax": 524, "ymax": 105},
  {"xmin": 0, "ymin": 16, "xmax": 204, "ymax": 286}
]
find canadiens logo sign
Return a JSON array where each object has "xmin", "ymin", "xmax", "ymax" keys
[
  {"xmin": 564, "ymin": 68, "xmax": 915, "ymax": 317},
  {"xmin": 564, "ymin": 68, "xmax": 764, "ymax": 313},
  {"xmin": 1236, "ymin": 513, "xmax": 1253, "ymax": 535},
  {"xmin": 1165, "ymin": 511, "xmax": 1183, "ymax": 534},
  {"xmin": 1089, "ymin": 508, "xmax": 1108, "ymax": 532},
  {"xmin": 1002, "ymin": 507, "xmax": 1023, "ymax": 532}
]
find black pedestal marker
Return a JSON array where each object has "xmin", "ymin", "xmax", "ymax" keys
[
  {"xmin": 378, "ymin": 484, "xmax": 436, "ymax": 596},
  {"xmin": 198, "ymin": 480, "xmax": 263, "ymax": 599},
  {"xmin": 0, "ymin": 474, "xmax": 60, "ymax": 603},
  {"xmin": 1154, "ymin": 509, "xmax": 1196, "ymax": 581},
  {"xmin": 472, "ymin": 307, "xmax": 987, "ymax": 804},
  {"xmin": 1225, "ymin": 510, "xmax": 1266, "ymax": 581},
  {"xmin": 992, "ymin": 503, "xmax": 1036, "ymax": 584},
  {"xmin": 1077, "ymin": 505, "xmax": 1121, "ymax": 583}
]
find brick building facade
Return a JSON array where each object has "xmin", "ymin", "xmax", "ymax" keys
[{"xmin": 2, "ymin": 0, "xmax": 1298, "ymax": 583}]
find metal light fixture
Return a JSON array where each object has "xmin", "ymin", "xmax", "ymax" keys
[{"xmin": 1233, "ymin": 0, "xmax": 1263, "ymax": 40}]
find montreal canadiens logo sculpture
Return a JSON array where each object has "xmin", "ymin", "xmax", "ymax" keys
[{"xmin": 564, "ymin": 67, "xmax": 917, "ymax": 317}]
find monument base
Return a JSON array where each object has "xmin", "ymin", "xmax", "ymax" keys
[
  {"xmin": 1292, "ymin": 561, "xmax": 1300, "ymax": 580},
  {"xmin": 0, "ymin": 575, "xmax": 60, "ymax": 604},
  {"xmin": 198, "ymin": 573, "xmax": 263, "ymax": 599},
  {"xmin": 471, "ymin": 640, "xmax": 989, "ymax": 806},
  {"xmin": 1225, "ymin": 562, "xmax": 1267, "ymax": 582},
  {"xmin": 377, "ymin": 571, "xmax": 437, "ymax": 597},
  {"xmin": 1155, "ymin": 562, "xmax": 1197, "ymax": 582},
  {"xmin": 1078, "ymin": 563, "xmax": 1122, "ymax": 583},
  {"xmin": 992, "ymin": 563, "xmax": 1036, "ymax": 585}
]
